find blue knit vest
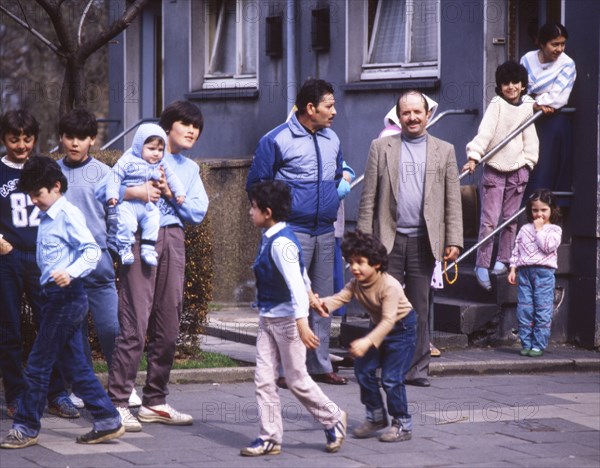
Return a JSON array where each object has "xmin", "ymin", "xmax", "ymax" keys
[{"xmin": 254, "ymin": 226, "xmax": 305, "ymax": 310}]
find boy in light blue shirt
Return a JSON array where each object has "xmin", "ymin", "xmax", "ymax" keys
[{"xmin": 0, "ymin": 156, "xmax": 123, "ymax": 450}]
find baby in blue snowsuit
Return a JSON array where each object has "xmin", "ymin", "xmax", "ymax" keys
[{"xmin": 106, "ymin": 123, "xmax": 185, "ymax": 266}]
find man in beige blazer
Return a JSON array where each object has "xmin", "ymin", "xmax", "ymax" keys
[{"xmin": 357, "ymin": 90, "xmax": 463, "ymax": 387}]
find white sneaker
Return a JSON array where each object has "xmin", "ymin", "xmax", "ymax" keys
[
  {"xmin": 116, "ymin": 406, "xmax": 142, "ymax": 432},
  {"xmin": 474, "ymin": 267, "xmax": 492, "ymax": 291},
  {"xmin": 491, "ymin": 261, "xmax": 508, "ymax": 275},
  {"xmin": 137, "ymin": 403, "xmax": 193, "ymax": 426},
  {"xmin": 128, "ymin": 388, "xmax": 142, "ymax": 408},
  {"xmin": 68, "ymin": 392, "xmax": 85, "ymax": 409}
]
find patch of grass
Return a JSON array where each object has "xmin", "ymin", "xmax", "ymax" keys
[{"xmin": 93, "ymin": 351, "xmax": 238, "ymax": 373}]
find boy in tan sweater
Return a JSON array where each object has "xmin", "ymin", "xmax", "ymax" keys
[{"xmin": 317, "ymin": 230, "xmax": 416, "ymax": 442}]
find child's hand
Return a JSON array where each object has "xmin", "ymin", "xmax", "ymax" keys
[
  {"xmin": 176, "ymin": 195, "xmax": 185, "ymax": 205},
  {"xmin": 507, "ymin": 268, "xmax": 517, "ymax": 285},
  {"xmin": 533, "ymin": 217, "xmax": 545, "ymax": 231},
  {"xmin": 107, "ymin": 198, "xmax": 118, "ymax": 207},
  {"xmin": 533, "ymin": 103, "xmax": 555, "ymax": 114},
  {"xmin": 309, "ymin": 291, "xmax": 329, "ymax": 318},
  {"xmin": 50, "ymin": 270, "xmax": 71, "ymax": 288},
  {"xmin": 462, "ymin": 159, "xmax": 477, "ymax": 174},
  {"xmin": 296, "ymin": 317, "xmax": 320, "ymax": 350},
  {"xmin": 0, "ymin": 237, "xmax": 14, "ymax": 255},
  {"xmin": 349, "ymin": 337, "xmax": 371, "ymax": 358}
]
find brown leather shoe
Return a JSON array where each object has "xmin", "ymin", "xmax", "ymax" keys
[
  {"xmin": 276, "ymin": 377, "xmax": 288, "ymax": 389},
  {"xmin": 310, "ymin": 372, "xmax": 348, "ymax": 385}
]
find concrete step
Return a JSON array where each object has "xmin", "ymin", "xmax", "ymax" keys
[
  {"xmin": 433, "ymin": 297, "xmax": 499, "ymax": 335},
  {"xmin": 340, "ymin": 318, "xmax": 468, "ymax": 350},
  {"xmin": 436, "ymin": 269, "xmax": 517, "ymax": 304}
]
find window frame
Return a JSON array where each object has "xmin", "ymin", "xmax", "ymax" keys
[
  {"xmin": 191, "ymin": 0, "xmax": 258, "ymax": 91},
  {"xmin": 346, "ymin": 0, "xmax": 440, "ymax": 82}
]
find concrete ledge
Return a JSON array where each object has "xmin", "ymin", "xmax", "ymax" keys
[
  {"xmin": 430, "ymin": 357, "xmax": 600, "ymax": 376},
  {"xmin": 95, "ymin": 367, "xmax": 256, "ymax": 386}
]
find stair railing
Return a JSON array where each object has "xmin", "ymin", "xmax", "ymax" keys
[
  {"xmin": 445, "ymin": 190, "xmax": 573, "ymax": 272},
  {"xmin": 350, "ymin": 108, "xmax": 478, "ymax": 190},
  {"xmin": 101, "ymin": 118, "xmax": 159, "ymax": 150}
]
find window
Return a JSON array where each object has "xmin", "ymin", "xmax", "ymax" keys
[
  {"xmin": 191, "ymin": 0, "xmax": 258, "ymax": 90},
  {"xmin": 346, "ymin": 0, "xmax": 439, "ymax": 81}
]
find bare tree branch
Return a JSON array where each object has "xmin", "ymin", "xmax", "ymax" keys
[
  {"xmin": 77, "ymin": 0, "xmax": 94, "ymax": 46},
  {"xmin": 79, "ymin": 0, "xmax": 150, "ymax": 59},
  {"xmin": 0, "ymin": 4, "xmax": 60, "ymax": 54}
]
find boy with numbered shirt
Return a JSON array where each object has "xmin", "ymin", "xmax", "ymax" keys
[
  {"xmin": 241, "ymin": 180, "xmax": 347, "ymax": 457},
  {"xmin": 317, "ymin": 230, "xmax": 417, "ymax": 442},
  {"xmin": 56, "ymin": 109, "xmax": 141, "ymax": 408},
  {"xmin": 0, "ymin": 110, "xmax": 78, "ymax": 420},
  {"xmin": 1, "ymin": 156, "xmax": 123, "ymax": 449}
]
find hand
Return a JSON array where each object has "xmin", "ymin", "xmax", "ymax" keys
[
  {"xmin": 309, "ymin": 291, "xmax": 329, "ymax": 318},
  {"xmin": 349, "ymin": 337, "xmax": 371, "ymax": 358},
  {"xmin": 296, "ymin": 317, "xmax": 320, "ymax": 350},
  {"xmin": 50, "ymin": 270, "xmax": 71, "ymax": 288},
  {"xmin": 157, "ymin": 166, "xmax": 174, "ymax": 200},
  {"xmin": 533, "ymin": 103, "xmax": 555, "ymax": 114},
  {"xmin": 462, "ymin": 160, "xmax": 477, "ymax": 174},
  {"xmin": 533, "ymin": 217, "xmax": 545, "ymax": 231},
  {"xmin": 507, "ymin": 268, "xmax": 517, "ymax": 285},
  {"xmin": 176, "ymin": 195, "xmax": 186, "ymax": 205},
  {"xmin": 342, "ymin": 171, "xmax": 352, "ymax": 183},
  {"xmin": 0, "ymin": 238, "xmax": 14, "ymax": 255},
  {"xmin": 124, "ymin": 182, "xmax": 161, "ymax": 203},
  {"xmin": 107, "ymin": 198, "xmax": 117, "ymax": 207},
  {"xmin": 443, "ymin": 246, "xmax": 460, "ymax": 262}
]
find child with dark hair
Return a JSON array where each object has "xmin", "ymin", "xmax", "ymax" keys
[
  {"xmin": 318, "ymin": 230, "xmax": 417, "ymax": 443},
  {"xmin": 56, "ymin": 108, "xmax": 127, "ymax": 408},
  {"xmin": 463, "ymin": 60, "xmax": 540, "ymax": 291},
  {"xmin": 102, "ymin": 100, "xmax": 208, "ymax": 432},
  {"xmin": 508, "ymin": 189, "xmax": 562, "ymax": 357},
  {"xmin": 0, "ymin": 110, "xmax": 79, "ymax": 421},
  {"xmin": 241, "ymin": 180, "xmax": 347, "ymax": 457},
  {"xmin": 1, "ymin": 156, "xmax": 123, "ymax": 449},
  {"xmin": 106, "ymin": 123, "xmax": 185, "ymax": 266}
]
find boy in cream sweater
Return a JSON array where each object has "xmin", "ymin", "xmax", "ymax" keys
[{"xmin": 317, "ymin": 230, "xmax": 416, "ymax": 443}]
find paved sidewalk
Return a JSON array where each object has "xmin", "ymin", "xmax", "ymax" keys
[{"xmin": 1, "ymin": 372, "xmax": 598, "ymax": 467}]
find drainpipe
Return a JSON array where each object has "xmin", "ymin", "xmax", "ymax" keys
[{"xmin": 286, "ymin": 0, "xmax": 297, "ymax": 113}]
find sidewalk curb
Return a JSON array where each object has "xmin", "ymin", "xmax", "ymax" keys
[{"xmin": 93, "ymin": 358, "xmax": 598, "ymax": 386}]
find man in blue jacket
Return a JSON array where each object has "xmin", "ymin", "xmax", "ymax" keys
[{"xmin": 246, "ymin": 79, "xmax": 347, "ymax": 385}]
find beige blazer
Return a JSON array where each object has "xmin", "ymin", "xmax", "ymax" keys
[{"xmin": 357, "ymin": 133, "xmax": 463, "ymax": 261}]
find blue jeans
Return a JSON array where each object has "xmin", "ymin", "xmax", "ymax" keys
[
  {"xmin": 81, "ymin": 250, "xmax": 119, "ymax": 366},
  {"xmin": 354, "ymin": 310, "xmax": 417, "ymax": 429},
  {"xmin": 13, "ymin": 280, "xmax": 119, "ymax": 437},
  {"xmin": 517, "ymin": 266, "xmax": 555, "ymax": 350},
  {"xmin": 0, "ymin": 248, "xmax": 67, "ymax": 405}
]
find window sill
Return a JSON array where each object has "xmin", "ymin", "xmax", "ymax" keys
[
  {"xmin": 341, "ymin": 79, "xmax": 440, "ymax": 93},
  {"xmin": 186, "ymin": 88, "xmax": 259, "ymax": 101}
]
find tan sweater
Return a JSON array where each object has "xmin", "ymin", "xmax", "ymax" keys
[
  {"xmin": 466, "ymin": 96, "xmax": 539, "ymax": 171},
  {"xmin": 322, "ymin": 272, "xmax": 413, "ymax": 348}
]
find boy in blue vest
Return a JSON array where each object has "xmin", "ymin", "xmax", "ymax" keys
[
  {"xmin": 1, "ymin": 156, "xmax": 123, "ymax": 449},
  {"xmin": 241, "ymin": 180, "xmax": 347, "ymax": 457}
]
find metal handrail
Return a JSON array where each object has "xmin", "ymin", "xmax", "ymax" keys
[
  {"xmin": 101, "ymin": 118, "xmax": 159, "ymax": 150},
  {"xmin": 445, "ymin": 190, "xmax": 573, "ymax": 271},
  {"xmin": 459, "ymin": 107, "xmax": 576, "ymax": 180},
  {"xmin": 350, "ymin": 107, "xmax": 479, "ymax": 189},
  {"xmin": 458, "ymin": 110, "xmax": 543, "ymax": 180}
]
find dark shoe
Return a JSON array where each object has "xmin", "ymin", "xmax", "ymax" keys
[
  {"xmin": 405, "ymin": 378, "xmax": 430, "ymax": 387},
  {"xmin": 0, "ymin": 429, "xmax": 38, "ymax": 449},
  {"xmin": 76, "ymin": 424, "xmax": 125, "ymax": 444},
  {"xmin": 352, "ymin": 418, "xmax": 388, "ymax": 438},
  {"xmin": 379, "ymin": 419, "xmax": 412, "ymax": 443},
  {"xmin": 48, "ymin": 396, "xmax": 80, "ymax": 418},
  {"xmin": 311, "ymin": 372, "xmax": 348, "ymax": 385},
  {"xmin": 276, "ymin": 377, "xmax": 288, "ymax": 389}
]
